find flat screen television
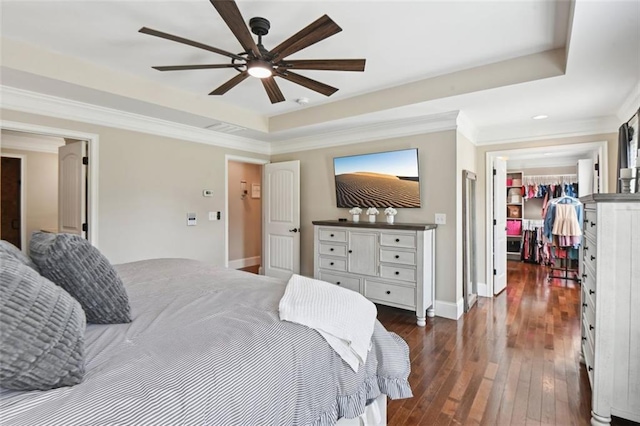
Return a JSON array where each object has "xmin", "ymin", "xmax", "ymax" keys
[{"xmin": 333, "ymin": 148, "xmax": 421, "ymax": 208}]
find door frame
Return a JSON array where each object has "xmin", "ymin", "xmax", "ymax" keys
[
  {"xmin": 224, "ymin": 155, "xmax": 269, "ymax": 268},
  {"xmin": 1, "ymin": 153, "xmax": 27, "ymax": 251},
  {"xmin": 485, "ymin": 141, "xmax": 608, "ymax": 295},
  {"xmin": 0, "ymin": 120, "xmax": 100, "ymax": 247}
]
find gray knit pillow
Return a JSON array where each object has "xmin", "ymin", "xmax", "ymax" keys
[
  {"xmin": 0, "ymin": 253, "xmax": 85, "ymax": 390},
  {"xmin": 0, "ymin": 240, "xmax": 39, "ymax": 272},
  {"xmin": 30, "ymin": 232, "xmax": 131, "ymax": 324}
]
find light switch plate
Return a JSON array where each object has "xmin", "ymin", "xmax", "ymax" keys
[
  {"xmin": 187, "ymin": 213, "xmax": 197, "ymax": 226},
  {"xmin": 435, "ymin": 213, "xmax": 446, "ymax": 225},
  {"xmin": 208, "ymin": 212, "xmax": 217, "ymax": 221}
]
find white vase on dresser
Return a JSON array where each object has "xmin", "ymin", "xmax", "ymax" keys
[
  {"xmin": 579, "ymin": 194, "xmax": 640, "ymax": 425},
  {"xmin": 313, "ymin": 220, "xmax": 436, "ymax": 326}
]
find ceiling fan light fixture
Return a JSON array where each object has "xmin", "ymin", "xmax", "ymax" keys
[{"xmin": 247, "ymin": 60, "xmax": 273, "ymax": 79}]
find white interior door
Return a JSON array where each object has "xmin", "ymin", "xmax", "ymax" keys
[
  {"xmin": 263, "ymin": 160, "xmax": 300, "ymax": 280},
  {"xmin": 58, "ymin": 141, "xmax": 87, "ymax": 237},
  {"xmin": 493, "ymin": 158, "xmax": 507, "ymax": 295}
]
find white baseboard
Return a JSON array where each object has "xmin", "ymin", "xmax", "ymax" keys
[
  {"xmin": 228, "ymin": 256, "xmax": 261, "ymax": 269},
  {"xmin": 433, "ymin": 298, "xmax": 464, "ymax": 320},
  {"xmin": 477, "ymin": 282, "xmax": 492, "ymax": 297}
]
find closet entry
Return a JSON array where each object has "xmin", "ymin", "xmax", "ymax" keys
[{"xmin": 504, "ymin": 170, "xmax": 583, "ymax": 282}]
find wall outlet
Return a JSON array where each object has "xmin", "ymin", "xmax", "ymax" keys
[{"xmin": 435, "ymin": 213, "xmax": 446, "ymax": 225}]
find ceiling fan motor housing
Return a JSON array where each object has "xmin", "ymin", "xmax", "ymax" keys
[{"xmin": 249, "ymin": 17, "xmax": 270, "ymax": 36}]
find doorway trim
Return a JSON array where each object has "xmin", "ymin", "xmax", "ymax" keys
[
  {"xmin": 1, "ymin": 153, "xmax": 27, "ymax": 251},
  {"xmin": 0, "ymin": 120, "xmax": 100, "ymax": 247},
  {"xmin": 224, "ymin": 155, "xmax": 269, "ymax": 268},
  {"xmin": 484, "ymin": 140, "xmax": 608, "ymax": 295}
]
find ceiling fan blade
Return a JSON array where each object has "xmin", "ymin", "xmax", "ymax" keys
[
  {"xmin": 209, "ymin": 0, "xmax": 261, "ymax": 59},
  {"xmin": 153, "ymin": 64, "xmax": 240, "ymax": 71},
  {"xmin": 139, "ymin": 27, "xmax": 245, "ymax": 61},
  {"xmin": 209, "ymin": 71, "xmax": 249, "ymax": 95},
  {"xmin": 261, "ymin": 77, "xmax": 285, "ymax": 104},
  {"xmin": 281, "ymin": 59, "xmax": 366, "ymax": 72},
  {"xmin": 270, "ymin": 15, "xmax": 342, "ymax": 61},
  {"xmin": 275, "ymin": 70, "xmax": 338, "ymax": 97}
]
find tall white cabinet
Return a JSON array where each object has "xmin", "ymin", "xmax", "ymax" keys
[
  {"xmin": 579, "ymin": 194, "xmax": 640, "ymax": 425},
  {"xmin": 313, "ymin": 220, "xmax": 436, "ymax": 326}
]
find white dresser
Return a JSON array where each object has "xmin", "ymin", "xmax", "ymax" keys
[
  {"xmin": 312, "ymin": 220, "xmax": 436, "ymax": 326},
  {"xmin": 579, "ymin": 194, "xmax": 640, "ymax": 425}
]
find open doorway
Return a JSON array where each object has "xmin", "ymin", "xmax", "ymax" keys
[
  {"xmin": 486, "ymin": 141, "xmax": 608, "ymax": 295},
  {"xmin": 226, "ymin": 157, "xmax": 266, "ymax": 274},
  {"xmin": 0, "ymin": 121, "xmax": 99, "ymax": 248},
  {"xmin": 1, "ymin": 130, "xmax": 63, "ymax": 252}
]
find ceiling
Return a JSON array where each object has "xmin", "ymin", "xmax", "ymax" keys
[{"xmin": 0, "ymin": 0, "xmax": 638, "ymax": 148}]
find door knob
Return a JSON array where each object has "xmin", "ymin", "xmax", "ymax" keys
[{"xmin": 289, "ymin": 228, "xmax": 300, "ymax": 233}]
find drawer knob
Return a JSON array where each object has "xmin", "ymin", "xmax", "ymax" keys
[
  {"xmin": 589, "ymin": 289, "xmax": 595, "ymax": 295},
  {"xmin": 348, "ymin": 250, "xmax": 353, "ymax": 254},
  {"xmin": 582, "ymin": 273, "xmax": 587, "ymax": 278},
  {"xmin": 330, "ymin": 248, "xmax": 334, "ymax": 252},
  {"xmin": 330, "ymin": 262, "xmax": 334, "ymax": 266},
  {"xmin": 581, "ymin": 336, "xmax": 587, "ymax": 341},
  {"xmin": 395, "ymin": 238, "xmax": 400, "ymax": 242},
  {"xmin": 589, "ymin": 325, "xmax": 594, "ymax": 330},
  {"xmin": 590, "ymin": 255, "xmax": 595, "ymax": 261},
  {"xmin": 395, "ymin": 271, "xmax": 400, "ymax": 275},
  {"xmin": 336, "ymin": 282, "xmax": 341, "ymax": 285},
  {"xmin": 590, "ymin": 222, "xmax": 596, "ymax": 228},
  {"xmin": 588, "ymin": 366, "xmax": 593, "ymax": 372},
  {"xmin": 395, "ymin": 255, "xmax": 400, "ymax": 259},
  {"xmin": 582, "ymin": 303, "xmax": 587, "ymax": 308},
  {"xmin": 386, "ymin": 290, "xmax": 391, "ymax": 295},
  {"xmin": 584, "ymin": 246, "xmax": 588, "ymax": 251},
  {"xmin": 330, "ymin": 234, "xmax": 334, "ymax": 237}
]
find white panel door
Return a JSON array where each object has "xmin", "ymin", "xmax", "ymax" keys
[
  {"xmin": 493, "ymin": 158, "xmax": 507, "ymax": 295},
  {"xmin": 58, "ymin": 141, "xmax": 87, "ymax": 237},
  {"xmin": 263, "ymin": 161, "xmax": 300, "ymax": 280}
]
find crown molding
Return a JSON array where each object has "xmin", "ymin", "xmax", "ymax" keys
[
  {"xmin": 475, "ymin": 115, "xmax": 619, "ymax": 146},
  {"xmin": 270, "ymin": 111, "xmax": 460, "ymax": 155},
  {"xmin": 0, "ymin": 86, "xmax": 271, "ymax": 155},
  {"xmin": 455, "ymin": 111, "xmax": 478, "ymax": 144}
]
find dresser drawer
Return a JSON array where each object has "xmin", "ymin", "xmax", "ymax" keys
[
  {"xmin": 364, "ymin": 280, "xmax": 415, "ymax": 308},
  {"xmin": 582, "ymin": 336, "xmax": 595, "ymax": 389},
  {"xmin": 319, "ymin": 243, "xmax": 347, "ymax": 257},
  {"xmin": 318, "ymin": 228, "xmax": 347, "ymax": 243},
  {"xmin": 380, "ymin": 233, "xmax": 416, "ymax": 249},
  {"xmin": 380, "ymin": 248, "xmax": 416, "ymax": 266},
  {"xmin": 583, "ymin": 208, "xmax": 597, "ymax": 241},
  {"xmin": 318, "ymin": 271, "xmax": 360, "ymax": 293},
  {"xmin": 380, "ymin": 265, "xmax": 417, "ymax": 283},
  {"xmin": 583, "ymin": 239, "xmax": 598, "ymax": 274},
  {"xmin": 319, "ymin": 257, "xmax": 347, "ymax": 271},
  {"xmin": 581, "ymin": 263, "xmax": 597, "ymax": 307},
  {"xmin": 584, "ymin": 302, "xmax": 596, "ymax": 343}
]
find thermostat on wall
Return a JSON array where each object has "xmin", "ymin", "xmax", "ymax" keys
[{"xmin": 202, "ymin": 189, "xmax": 214, "ymax": 197}]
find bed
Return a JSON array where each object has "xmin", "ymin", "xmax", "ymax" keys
[{"xmin": 0, "ymin": 257, "xmax": 413, "ymax": 425}]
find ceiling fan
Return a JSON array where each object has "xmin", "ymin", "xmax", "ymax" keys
[{"xmin": 139, "ymin": 0, "xmax": 366, "ymax": 104}]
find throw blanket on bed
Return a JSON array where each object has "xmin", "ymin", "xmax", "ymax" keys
[
  {"xmin": 0, "ymin": 259, "xmax": 412, "ymax": 426},
  {"xmin": 279, "ymin": 274, "xmax": 377, "ymax": 372}
]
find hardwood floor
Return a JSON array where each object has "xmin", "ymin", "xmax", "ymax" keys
[{"xmin": 379, "ymin": 261, "xmax": 635, "ymax": 426}]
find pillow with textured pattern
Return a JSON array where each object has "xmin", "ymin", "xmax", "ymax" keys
[
  {"xmin": 0, "ymin": 253, "xmax": 85, "ymax": 391},
  {"xmin": 0, "ymin": 239, "xmax": 39, "ymax": 272},
  {"xmin": 30, "ymin": 232, "xmax": 132, "ymax": 324}
]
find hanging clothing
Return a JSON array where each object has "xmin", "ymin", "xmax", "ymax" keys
[{"xmin": 552, "ymin": 204, "xmax": 582, "ymax": 237}]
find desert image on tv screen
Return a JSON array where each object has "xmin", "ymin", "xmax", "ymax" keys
[{"xmin": 334, "ymin": 149, "xmax": 421, "ymax": 208}]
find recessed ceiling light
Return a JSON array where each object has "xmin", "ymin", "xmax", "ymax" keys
[{"xmin": 532, "ymin": 115, "xmax": 549, "ymax": 120}]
